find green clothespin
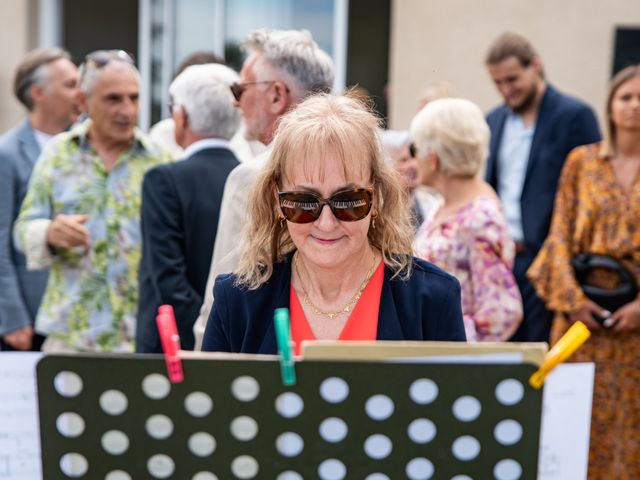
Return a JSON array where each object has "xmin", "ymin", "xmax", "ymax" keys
[{"xmin": 274, "ymin": 308, "xmax": 296, "ymax": 386}]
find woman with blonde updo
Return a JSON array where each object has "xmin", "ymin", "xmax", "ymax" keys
[{"xmin": 411, "ymin": 98, "xmax": 523, "ymax": 341}]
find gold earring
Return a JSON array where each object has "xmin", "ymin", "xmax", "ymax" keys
[
  {"xmin": 278, "ymin": 214, "xmax": 285, "ymax": 227},
  {"xmin": 372, "ymin": 212, "xmax": 378, "ymax": 229}
]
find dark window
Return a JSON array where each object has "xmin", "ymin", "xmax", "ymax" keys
[
  {"xmin": 346, "ymin": 0, "xmax": 391, "ymax": 125},
  {"xmin": 612, "ymin": 27, "xmax": 640, "ymax": 76},
  {"xmin": 62, "ymin": 0, "xmax": 139, "ymax": 66}
]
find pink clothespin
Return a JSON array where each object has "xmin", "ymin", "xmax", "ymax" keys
[{"xmin": 156, "ymin": 304, "xmax": 184, "ymax": 384}]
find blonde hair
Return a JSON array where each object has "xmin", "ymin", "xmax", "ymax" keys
[
  {"xmin": 600, "ymin": 64, "xmax": 640, "ymax": 158},
  {"xmin": 235, "ymin": 93, "xmax": 415, "ymax": 289},
  {"xmin": 409, "ymin": 97, "xmax": 490, "ymax": 177}
]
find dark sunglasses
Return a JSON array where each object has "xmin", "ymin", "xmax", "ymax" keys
[
  {"xmin": 230, "ymin": 81, "xmax": 289, "ymax": 102},
  {"xmin": 278, "ymin": 187, "xmax": 374, "ymax": 224},
  {"xmin": 408, "ymin": 142, "xmax": 417, "ymax": 158},
  {"xmin": 85, "ymin": 49, "xmax": 135, "ymax": 68}
]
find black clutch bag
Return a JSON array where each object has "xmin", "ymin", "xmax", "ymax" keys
[{"xmin": 572, "ymin": 253, "xmax": 638, "ymax": 314}]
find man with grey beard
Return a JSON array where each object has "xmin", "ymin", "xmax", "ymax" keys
[{"xmin": 193, "ymin": 28, "xmax": 335, "ymax": 348}]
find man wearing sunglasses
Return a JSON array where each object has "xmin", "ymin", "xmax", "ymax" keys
[
  {"xmin": 13, "ymin": 50, "xmax": 170, "ymax": 353},
  {"xmin": 193, "ymin": 29, "xmax": 334, "ymax": 348}
]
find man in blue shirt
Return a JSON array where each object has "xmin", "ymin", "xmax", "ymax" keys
[{"xmin": 484, "ymin": 32, "xmax": 601, "ymax": 342}]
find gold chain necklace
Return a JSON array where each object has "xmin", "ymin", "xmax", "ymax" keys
[{"xmin": 294, "ymin": 251, "xmax": 378, "ymax": 320}]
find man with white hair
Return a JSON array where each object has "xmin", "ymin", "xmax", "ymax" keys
[
  {"xmin": 193, "ymin": 29, "xmax": 335, "ymax": 347},
  {"xmin": 13, "ymin": 50, "xmax": 169, "ymax": 352},
  {"xmin": 0, "ymin": 47, "xmax": 80, "ymax": 351},
  {"xmin": 136, "ymin": 64, "xmax": 241, "ymax": 352}
]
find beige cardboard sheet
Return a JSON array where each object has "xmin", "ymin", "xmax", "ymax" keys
[{"xmin": 301, "ymin": 340, "xmax": 548, "ymax": 366}]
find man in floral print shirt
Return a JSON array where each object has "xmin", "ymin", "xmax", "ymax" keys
[{"xmin": 13, "ymin": 50, "xmax": 170, "ymax": 352}]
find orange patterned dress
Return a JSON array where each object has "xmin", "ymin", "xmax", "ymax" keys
[{"xmin": 528, "ymin": 143, "xmax": 640, "ymax": 479}]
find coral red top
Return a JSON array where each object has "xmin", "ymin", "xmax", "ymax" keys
[{"xmin": 289, "ymin": 260, "xmax": 384, "ymax": 356}]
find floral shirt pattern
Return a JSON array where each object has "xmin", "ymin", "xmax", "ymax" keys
[
  {"xmin": 414, "ymin": 195, "xmax": 522, "ymax": 341},
  {"xmin": 13, "ymin": 120, "xmax": 170, "ymax": 351}
]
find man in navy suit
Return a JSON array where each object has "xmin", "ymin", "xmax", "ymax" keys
[
  {"xmin": 136, "ymin": 63, "xmax": 241, "ymax": 352},
  {"xmin": 484, "ymin": 32, "xmax": 601, "ymax": 342},
  {"xmin": 0, "ymin": 48, "xmax": 80, "ymax": 351}
]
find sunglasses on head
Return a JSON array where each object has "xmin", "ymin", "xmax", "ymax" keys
[
  {"xmin": 278, "ymin": 187, "xmax": 374, "ymax": 224},
  {"xmin": 85, "ymin": 49, "xmax": 135, "ymax": 68}
]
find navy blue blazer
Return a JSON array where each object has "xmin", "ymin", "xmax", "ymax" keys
[
  {"xmin": 485, "ymin": 84, "xmax": 601, "ymax": 254},
  {"xmin": 0, "ymin": 120, "xmax": 48, "ymax": 336},
  {"xmin": 136, "ymin": 146, "xmax": 239, "ymax": 353},
  {"xmin": 201, "ymin": 254, "xmax": 466, "ymax": 353}
]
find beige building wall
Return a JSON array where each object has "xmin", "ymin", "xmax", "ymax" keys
[
  {"xmin": 0, "ymin": 0, "xmax": 37, "ymax": 132},
  {"xmin": 389, "ymin": 0, "xmax": 640, "ymax": 130}
]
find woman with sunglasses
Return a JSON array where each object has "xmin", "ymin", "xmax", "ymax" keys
[
  {"xmin": 410, "ymin": 98, "xmax": 522, "ymax": 342},
  {"xmin": 201, "ymin": 94, "xmax": 466, "ymax": 354}
]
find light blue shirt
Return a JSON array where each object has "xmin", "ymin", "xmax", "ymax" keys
[{"xmin": 497, "ymin": 113, "xmax": 535, "ymax": 242}]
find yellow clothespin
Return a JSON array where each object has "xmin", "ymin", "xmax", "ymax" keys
[{"xmin": 529, "ymin": 321, "xmax": 590, "ymax": 389}]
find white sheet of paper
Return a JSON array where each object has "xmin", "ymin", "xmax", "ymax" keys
[
  {"xmin": 538, "ymin": 362, "xmax": 595, "ymax": 480},
  {"xmin": 0, "ymin": 352, "xmax": 43, "ymax": 480}
]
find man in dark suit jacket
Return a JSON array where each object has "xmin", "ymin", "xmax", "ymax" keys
[
  {"xmin": 136, "ymin": 64, "xmax": 242, "ymax": 352},
  {"xmin": 484, "ymin": 32, "xmax": 601, "ymax": 342},
  {"xmin": 0, "ymin": 48, "xmax": 79, "ymax": 351}
]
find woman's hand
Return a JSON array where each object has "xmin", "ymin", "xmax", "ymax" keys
[
  {"xmin": 567, "ymin": 300, "xmax": 610, "ymax": 330},
  {"xmin": 609, "ymin": 299, "xmax": 640, "ymax": 332}
]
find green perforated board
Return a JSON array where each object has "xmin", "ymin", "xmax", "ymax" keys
[{"xmin": 37, "ymin": 354, "xmax": 541, "ymax": 479}]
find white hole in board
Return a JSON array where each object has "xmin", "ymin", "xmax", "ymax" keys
[
  {"xmin": 54, "ymin": 371, "xmax": 83, "ymax": 397},
  {"xmin": 56, "ymin": 412, "xmax": 85, "ymax": 438},
  {"xmin": 319, "ymin": 377, "xmax": 349, "ymax": 404},
  {"xmin": 59, "ymin": 453, "xmax": 88, "ymax": 477},
  {"xmin": 142, "ymin": 374, "xmax": 171, "ymax": 400},
  {"xmin": 231, "ymin": 376, "xmax": 260, "ymax": 402}
]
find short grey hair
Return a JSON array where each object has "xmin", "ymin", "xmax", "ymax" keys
[
  {"xmin": 245, "ymin": 28, "xmax": 334, "ymax": 101},
  {"xmin": 78, "ymin": 53, "xmax": 139, "ymax": 96},
  {"xmin": 13, "ymin": 47, "xmax": 71, "ymax": 110},
  {"xmin": 169, "ymin": 63, "xmax": 241, "ymax": 139},
  {"xmin": 380, "ymin": 129, "xmax": 410, "ymax": 164},
  {"xmin": 410, "ymin": 98, "xmax": 490, "ymax": 177}
]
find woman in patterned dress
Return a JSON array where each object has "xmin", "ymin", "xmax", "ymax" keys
[
  {"xmin": 528, "ymin": 65, "xmax": 640, "ymax": 478},
  {"xmin": 411, "ymin": 98, "xmax": 523, "ymax": 341}
]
